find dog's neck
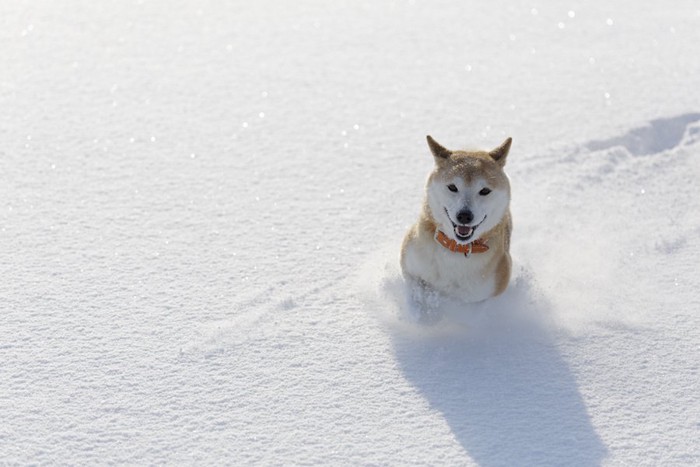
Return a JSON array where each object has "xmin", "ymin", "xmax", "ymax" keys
[{"xmin": 434, "ymin": 230, "xmax": 489, "ymax": 255}]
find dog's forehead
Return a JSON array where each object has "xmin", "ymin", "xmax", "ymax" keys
[{"xmin": 441, "ymin": 151, "xmax": 502, "ymax": 182}]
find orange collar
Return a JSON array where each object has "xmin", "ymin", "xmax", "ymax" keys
[{"xmin": 435, "ymin": 230, "xmax": 489, "ymax": 256}]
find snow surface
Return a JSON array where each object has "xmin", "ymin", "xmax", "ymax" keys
[{"xmin": 2, "ymin": 1, "xmax": 700, "ymax": 464}]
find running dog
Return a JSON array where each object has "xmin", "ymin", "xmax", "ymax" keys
[{"xmin": 401, "ymin": 135, "xmax": 513, "ymax": 303}]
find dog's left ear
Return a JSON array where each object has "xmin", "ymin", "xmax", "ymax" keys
[{"xmin": 489, "ymin": 137, "xmax": 512, "ymax": 167}]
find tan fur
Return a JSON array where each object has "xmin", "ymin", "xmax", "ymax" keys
[{"xmin": 401, "ymin": 137, "xmax": 513, "ymax": 302}]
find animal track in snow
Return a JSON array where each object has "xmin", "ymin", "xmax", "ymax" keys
[{"xmin": 586, "ymin": 112, "xmax": 700, "ymax": 156}]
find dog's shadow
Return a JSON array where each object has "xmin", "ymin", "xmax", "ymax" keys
[{"xmin": 387, "ymin": 273, "xmax": 608, "ymax": 466}]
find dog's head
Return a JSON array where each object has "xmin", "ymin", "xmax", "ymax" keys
[{"xmin": 425, "ymin": 135, "xmax": 512, "ymax": 244}]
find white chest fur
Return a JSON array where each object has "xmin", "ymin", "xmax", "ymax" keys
[{"xmin": 402, "ymin": 233, "xmax": 497, "ymax": 303}]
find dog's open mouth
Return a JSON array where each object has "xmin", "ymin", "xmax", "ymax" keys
[
  {"xmin": 445, "ymin": 208, "xmax": 487, "ymax": 242},
  {"xmin": 454, "ymin": 224, "xmax": 475, "ymax": 240}
]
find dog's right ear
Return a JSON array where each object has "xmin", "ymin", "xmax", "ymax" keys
[{"xmin": 426, "ymin": 135, "xmax": 451, "ymax": 160}]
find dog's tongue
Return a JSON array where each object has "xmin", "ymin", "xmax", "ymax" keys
[{"xmin": 456, "ymin": 225, "xmax": 474, "ymax": 237}]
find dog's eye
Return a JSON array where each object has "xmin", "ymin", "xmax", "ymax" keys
[
  {"xmin": 447, "ymin": 184, "xmax": 458, "ymax": 193},
  {"xmin": 479, "ymin": 187, "xmax": 492, "ymax": 196}
]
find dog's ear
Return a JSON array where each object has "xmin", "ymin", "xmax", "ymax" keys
[
  {"xmin": 489, "ymin": 137, "xmax": 512, "ymax": 167},
  {"xmin": 426, "ymin": 135, "xmax": 451, "ymax": 160}
]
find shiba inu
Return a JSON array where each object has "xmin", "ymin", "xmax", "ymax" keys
[{"xmin": 401, "ymin": 135, "xmax": 513, "ymax": 304}]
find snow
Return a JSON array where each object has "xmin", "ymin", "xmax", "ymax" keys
[{"xmin": 1, "ymin": 0, "xmax": 699, "ymax": 464}]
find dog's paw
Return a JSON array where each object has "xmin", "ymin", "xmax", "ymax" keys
[{"xmin": 406, "ymin": 279, "xmax": 445, "ymax": 325}]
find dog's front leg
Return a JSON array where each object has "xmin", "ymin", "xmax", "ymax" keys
[{"xmin": 404, "ymin": 275, "xmax": 444, "ymax": 324}]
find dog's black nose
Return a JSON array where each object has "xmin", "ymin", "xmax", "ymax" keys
[{"xmin": 456, "ymin": 209, "xmax": 474, "ymax": 224}]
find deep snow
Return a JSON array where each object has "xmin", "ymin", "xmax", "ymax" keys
[{"xmin": 2, "ymin": 1, "xmax": 699, "ymax": 465}]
